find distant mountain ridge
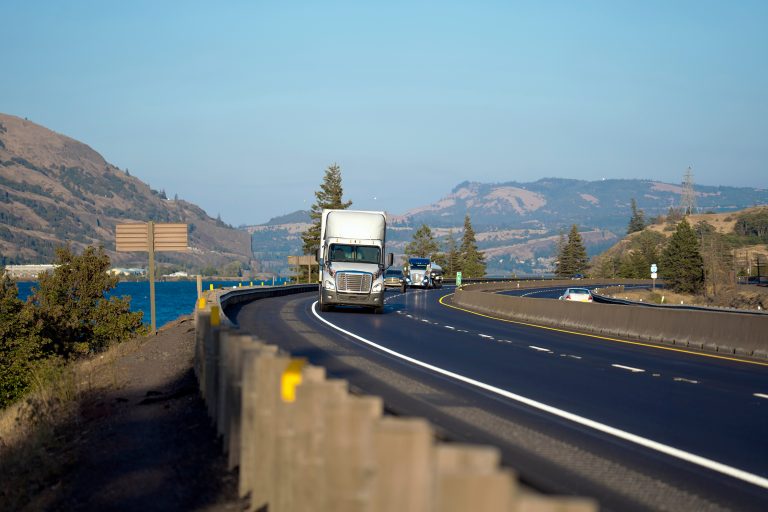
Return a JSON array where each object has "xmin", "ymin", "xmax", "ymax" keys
[
  {"xmin": 248, "ymin": 178, "xmax": 768, "ymax": 276},
  {"xmin": 0, "ymin": 113, "xmax": 252, "ymax": 270}
]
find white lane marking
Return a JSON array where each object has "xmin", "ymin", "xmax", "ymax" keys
[
  {"xmin": 445, "ymin": 326, "xmax": 456, "ymax": 330},
  {"xmin": 479, "ymin": 334, "xmax": 494, "ymax": 339},
  {"xmin": 612, "ymin": 364, "xmax": 645, "ymax": 373},
  {"xmin": 674, "ymin": 377, "xmax": 699, "ymax": 384},
  {"xmin": 754, "ymin": 393, "xmax": 768, "ymax": 400},
  {"xmin": 529, "ymin": 345, "xmax": 552, "ymax": 353},
  {"xmin": 310, "ymin": 301, "xmax": 768, "ymax": 491}
]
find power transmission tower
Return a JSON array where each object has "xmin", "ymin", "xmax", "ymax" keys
[{"xmin": 681, "ymin": 166, "xmax": 696, "ymax": 215}]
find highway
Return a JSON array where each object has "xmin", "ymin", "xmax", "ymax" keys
[{"xmin": 231, "ymin": 285, "xmax": 768, "ymax": 512}]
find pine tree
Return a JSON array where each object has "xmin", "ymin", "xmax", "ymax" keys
[
  {"xmin": 460, "ymin": 215, "xmax": 486, "ymax": 278},
  {"xmin": 627, "ymin": 198, "xmax": 646, "ymax": 234},
  {"xmin": 405, "ymin": 224, "xmax": 440, "ymax": 259},
  {"xmin": 301, "ymin": 163, "xmax": 352, "ymax": 257},
  {"xmin": 556, "ymin": 225, "xmax": 588, "ymax": 276},
  {"xmin": 660, "ymin": 219, "xmax": 704, "ymax": 293},
  {"xmin": 443, "ymin": 230, "xmax": 461, "ymax": 277}
]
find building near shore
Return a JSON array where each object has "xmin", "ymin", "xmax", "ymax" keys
[{"xmin": 3, "ymin": 264, "xmax": 57, "ymax": 279}]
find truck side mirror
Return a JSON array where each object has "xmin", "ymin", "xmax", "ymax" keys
[
  {"xmin": 386, "ymin": 253, "xmax": 394, "ymax": 268},
  {"xmin": 316, "ymin": 248, "xmax": 321, "ymax": 264}
]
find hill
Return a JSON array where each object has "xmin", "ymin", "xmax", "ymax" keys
[
  {"xmin": 0, "ymin": 113, "xmax": 252, "ymax": 272},
  {"xmin": 245, "ymin": 181, "xmax": 768, "ymax": 276},
  {"xmin": 591, "ymin": 206, "xmax": 768, "ymax": 281}
]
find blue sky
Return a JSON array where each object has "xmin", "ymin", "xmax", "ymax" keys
[{"xmin": 3, "ymin": 1, "xmax": 766, "ymax": 226}]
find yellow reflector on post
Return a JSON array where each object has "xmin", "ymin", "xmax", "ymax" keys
[
  {"xmin": 281, "ymin": 358, "xmax": 306, "ymax": 403},
  {"xmin": 210, "ymin": 305, "xmax": 220, "ymax": 327},
  {"xmin": 197, "ymin": 297, "xmax": 206, "ymax": 309}
]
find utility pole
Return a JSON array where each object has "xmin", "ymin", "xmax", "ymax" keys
[{"xmin": 681, "ymin": 166, "xmax": 696, "ymax": 215}]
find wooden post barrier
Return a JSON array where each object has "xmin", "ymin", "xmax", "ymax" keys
[
  {"xmin": 290, "ymin": 377, "xmax": 347, "ymax": 512},
  {"xmin": 193, "ymin": 306, "xmax": 210, "ymax": 395},
  {"xmin": 227, "ymin": 335, "xmax": 256, "ymax": 470},
  {"xmin": 324, "ymin": 394, "xmax": 383, "ymax": 512},
  {"xmin": 244, "ymin": 349, "xmax": 291, "ymax": 511},
  {"xmin": 217, "ymin": 332, "xmax": 251, "ymax": 453},
  {"xmin": 204, "ymin": 318, "xmax": 222, "ymax": 421},
  {"xmin": 274, "ymin": 364, "xmax": 326, "ymax": 512},
  {"xmin": 372, "ymin": 417, "xmax": 434, "ymax": 512},
  {"xmin": 238, "ymin": 343, "xmax": 278, "ymax": 500},
  {"xmin": 434, "ymin": 444, "xmax": 516, "ymax": 512}
]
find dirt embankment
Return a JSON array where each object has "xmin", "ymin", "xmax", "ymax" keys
[{"xmin": 0, "ymin": 316, "xmax": 243, "ymax": 512}]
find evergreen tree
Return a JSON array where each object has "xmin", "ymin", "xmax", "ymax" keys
[
  {"xmin": 405, "ymin": 224, "xmax": 440, "ymax": 259},
  {"xmin": 459, "ymin": 215, "xmax": 486, "ymax": 278},
  {"xmin": 301, "ymin": 163, "xmax": 352, "ymax": 257},
  {"xmin": 556, "ymin": 225, "xmax": 589, "ymax": 276},
  {"xmin": 627, "ymin": 198, "xmax": 646, "ymax": 234},
  {"xmin": 660, "ymin": 219, "xmax": 704, "ymax": 293},
  {"xmin": 31, "ymin": 246, "xmax": 146, "ymax": 357},
  {"xmin": 442, "ymin": 230, "xmax": 461, "ymax": 278}
]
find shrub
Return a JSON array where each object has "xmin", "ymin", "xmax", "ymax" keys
[{"xmin": 29, "ymin": 245, "xmax": 146, "ymax": 358}]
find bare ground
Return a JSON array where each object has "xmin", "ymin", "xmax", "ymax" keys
[{"xmin": 0, "ymin": 316, "xmax": 245, "ymax": 512}]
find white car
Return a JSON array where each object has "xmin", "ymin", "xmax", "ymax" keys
[{"xmin": 559, "ymin": 287, "xmax": 593, "ymax": 302}]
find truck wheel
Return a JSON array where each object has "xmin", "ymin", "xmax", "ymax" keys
[{"xmin": 373, "ymin": 306, "xmax": 384, "ymax": 314}]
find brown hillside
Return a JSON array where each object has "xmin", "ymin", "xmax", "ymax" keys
[{"xmin": 0, "ymin": 113, "xmax": 252, "ymax": 269}]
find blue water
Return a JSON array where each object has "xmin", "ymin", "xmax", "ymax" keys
[{"xmin": 16, "ymin": 279, "xmax": 290, "ymax": 328}]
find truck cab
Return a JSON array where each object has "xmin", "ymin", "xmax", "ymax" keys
[{"xmin": 317, "ymin": 209, "xmax": 393, "ymax": 313}]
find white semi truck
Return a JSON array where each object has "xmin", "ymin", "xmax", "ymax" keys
[
  {"xmin": 317, "ymin": 209, "xmax": 394, "ymax": 313},
  {"xmin": 405, "ymin": 257, "xmax": 443, "ymax": 289}
]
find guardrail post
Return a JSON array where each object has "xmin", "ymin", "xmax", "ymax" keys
[
  {"xmin": 241, "ymin": 347, "xmax": 291, "ymax": 511},
  {"xmin": 204, "ymin": 313, "xmax": 222, "ymax": 422},
  {"xmin": 194, "ymin": 306, "xmax": 210, "ymax": 395},
  {"xmin": 227, "ymin": 335, "xmax": 256, "ymax": 470},
  {"xmin": 434, "ymin": 444, "xmax": 516, "ymax": 512},
  {"xmin": 238, "ymin": 343, "xmax": 277, "ymax": 500},
  {"xmin": 372, "ymin": 417, "xmax": 434, "ymax": 512},
  {"xmin": 274, "ymin": 364, "xmax": 326, "ymax": 512},
  {"xmin": 324, "ymin": 393, "xmax": 383, "ymax": 512},
  {"xmin": 289, "ymin": 377, "xmax": 346, "ymax": 512},
  {"xmin": 216, "ymin": 331, "xmax": 251, "ymax": 455}
]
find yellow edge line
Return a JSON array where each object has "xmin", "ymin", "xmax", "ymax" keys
[{"xmin": 439, "ymin": 293, "xmax": 768, "ymax": 367}]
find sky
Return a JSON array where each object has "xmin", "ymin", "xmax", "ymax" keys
[{"xmin": 2, "ymin": 1, "xmax": 766, "ymax": 226}]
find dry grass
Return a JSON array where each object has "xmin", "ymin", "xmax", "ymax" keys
[
  {"xmin": 0, "ymin": 334, "xmax": 150, "ymax": 509},
  {"xmin": 614, "ymin": 287, "xmax": 768, "ymax": 310}
]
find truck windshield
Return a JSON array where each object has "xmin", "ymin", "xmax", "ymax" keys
[
  {"xmin": 328, "ymin": 244, "xmax": 381, "ymax": 264},
  {"xmin": 410, "ymin": 263, "xmax": 428, "ymax": 270}
]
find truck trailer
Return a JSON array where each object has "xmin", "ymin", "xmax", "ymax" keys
[{"xmin": 317, "ymin": 209, "xmax": 393, "ymax": 313}]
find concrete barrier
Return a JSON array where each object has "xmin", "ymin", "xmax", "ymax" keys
[
  {"xmin": 453, "ymin": 283, "xmax": 768, "ymax": 358},
  {"xmin": 193, "ymin": 286, "xmax": 598, "ymax": 511}
]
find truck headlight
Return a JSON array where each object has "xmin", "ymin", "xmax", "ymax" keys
[
  {"xmin": 324, "ymin": 279, "xmax": 336, "ymax": 290},
  {"xmin": 373, "ymin": 281, "xmax": 383, "ymax": 292}
]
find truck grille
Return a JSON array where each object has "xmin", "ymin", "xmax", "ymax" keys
[{"xmin": 336, "ymin": 272, "xmax": 372, "ymax": 293}]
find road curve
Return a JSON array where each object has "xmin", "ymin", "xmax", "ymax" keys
[{"xmin": 230, "ymin": 287, "xmax": 768, "ymax": 512}]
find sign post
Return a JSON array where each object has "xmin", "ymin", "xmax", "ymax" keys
[
  {"xmin": 287, "ymin": 255, "xmax": 318, "ymax": 284},
  {"xmin": 650, "ymin": 263, "xmax": 658, "ymax": 291},
  {"xmin": 116, "ymin": 222, "xmax": 188, "ymax": 332}
]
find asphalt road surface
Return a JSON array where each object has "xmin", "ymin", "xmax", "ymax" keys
[{"xmin": 231, "ymin": 286, "xmax": 768, "ymax": 512}]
